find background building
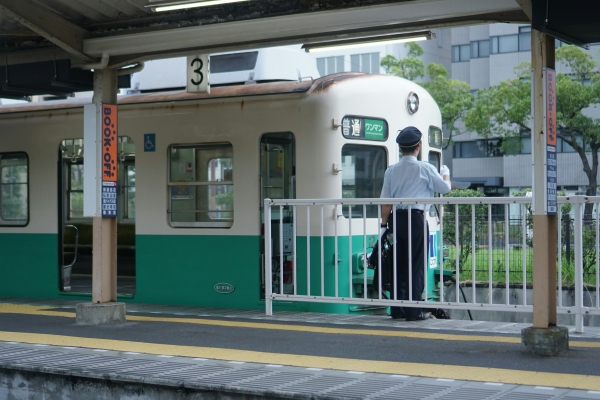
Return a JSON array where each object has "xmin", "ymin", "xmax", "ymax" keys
[{"xmin": 447, "ymin": 24, "xmax": 600, "ymax": 201}]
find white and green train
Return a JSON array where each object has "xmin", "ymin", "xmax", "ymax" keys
[{"xmin": 0, "ymin": 50, "xmax": 444, "ymax": 313}]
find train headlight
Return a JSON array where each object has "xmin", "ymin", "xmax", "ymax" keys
[{"xmin": 406, "ymin": 92, "xmax": 419, "ymax": 114}]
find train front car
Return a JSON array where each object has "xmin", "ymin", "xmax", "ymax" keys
[
  {"xmin": 0, "ymin": 70, "xmax": 443, "ymax": 315},
  {"xmin": 289, "ymin": 73, "xmax": 444, "ymax": 313}
]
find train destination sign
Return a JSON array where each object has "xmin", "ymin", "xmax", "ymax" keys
[
  {"xmin": 545, "ymin": 69, "xmax": 557, "ymax": 215},
  {"xmin": 341, "ymin": 116, "xmax": 388, "ymax": 141},
  {"xmin": 102, "ymin": 104, "xmax": 118, "ymax": 218}
]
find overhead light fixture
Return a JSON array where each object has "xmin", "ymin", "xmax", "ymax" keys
[
  {"xmin": 301, "ymin": 31, "xmax": 435, "ymax": 53},
  {"xmin": 150, "ymin": 0, "xmax": 251, "ymax": 12}
]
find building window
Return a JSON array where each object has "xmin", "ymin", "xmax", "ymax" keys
[
  {"xmin": 453, "ymin": 140, "xmax": 505, "ymax": 158},
  {"xmin": 521, "ymin": 136, "xmax": 531, "ymax": 154},
  {"xmin": 316, "ymin": 56, "xmax": 345, "ymax": 76},
  {"xmin": 490, "ymin": 28, "xmax": 532, "ymax": 55},
  {"xmin": 470, "ymin": 40, "xmax": 490, "ymax": 59},
  {"xmin": 350, "ymin": 53, "xmax": 380, "ymax": 74},
  {"xmin": 519, "ymin": 26, "xmax": 531, "ymax": 51},
  {"xmin": 168, "ymin": 143, "xmax": 233, "ymax": 228},
  {"xmin": 0, "ymin": 153, "xmax": 28, "ymax": 226},
  {"xmin": 499, "ymin": 35, "xmax": 519, "ymax": 53},
  {"xmin": 341, "ymin": 144, "xmax": 387, "ymax": 218},
  {"xmin": 452, "ymin": 44, "xmax": 471, "ymax": 62}
]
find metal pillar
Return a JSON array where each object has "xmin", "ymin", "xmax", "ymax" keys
[
  {"xmin": 531, "ymin": 29, "xmax": 556, "ymax": 328},
  {"xmin": 92, "ymin": 68, "xmax": 118, "ymax": 304}
]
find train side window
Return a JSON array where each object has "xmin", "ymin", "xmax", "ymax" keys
[
  {"xmin": 341, "ymin": 144, "xmax": 387, "ymax": 218},
  {"xmin": 428, "ymin": 151, "xmax": 440, "ymax": 170},
  {"xmin": 68, "ymin": 164, "xmax": 84, "ymax": 219},
  {"xmin": 168, "ymin": 143, "xmax": 233, "ymax": 228},
  {"xmin": 0, "ymin": 153, "xmax": 29, "ymax": 226},
  {"xmin": 119, "ymin": 136, "xmax": 136, "ymax": 221}
]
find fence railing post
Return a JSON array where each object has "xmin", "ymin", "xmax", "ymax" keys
[
  {"xmin": 573, "ymin": 198, "xmax": 584, "ymax": 333},
  {"xmin": 265, "ymin": 198, "xmax": 273, "ymax": 316}
]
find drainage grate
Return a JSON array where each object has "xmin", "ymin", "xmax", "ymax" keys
[
  {"xmin": 196, "ymin": 368, "xmax": 273, "ymax": 385},
  {"xmin": 160, "ymin": 365, "xmax": 232, "ymax": 380},
  {"xmin": 121, "ymin": 362, "xmax": 186, "ymax": 376},
  {"xmin": 283, "ymin": 376, "xmax": 356, "ymax": 394},
  {"xmin": 496, "ymin": 392, "xmax": 556, "ymax": 400},
  {"xmin": 374, "ymin": 383, "xmax": 448, "ymax": 400},
  {"xmin": 241, "ymin": 371, "xmax": 313, "ymax": 391},
  {"xmin": 324, "ymin": 378, "xmax": 403, "ymax": 398},
  {"xmin": 434, "ymin": 387, "xmax": 503, "ymax": 399}
]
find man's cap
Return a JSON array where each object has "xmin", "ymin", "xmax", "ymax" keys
[{"xmin": 396, "ymin": 126, "xmax": 422, "ymax": 147}]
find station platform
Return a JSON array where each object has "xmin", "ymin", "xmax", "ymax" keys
[{"xmin": 1, "ymin": 297, "xmax": 600, "ymax": 399}]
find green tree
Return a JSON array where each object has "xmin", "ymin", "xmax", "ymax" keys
[
  {"xmin": 463, "ymin": 45, "xmax": 600, "ymax": 217},
  {"xmin": 381, "ymin": 43, "xmax": 473, "ymax": 147},
  {"xmin": 443, "ymin": 189, "xmax": 486, "ymax": 269},
  {"xmin": 381, "ymin": 42, "xmax": 425, "ymax": 81}
]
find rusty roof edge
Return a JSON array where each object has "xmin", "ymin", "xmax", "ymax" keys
[{"xmin": 0, "ymin": 72, "xmax": 376, "ymax": 116}]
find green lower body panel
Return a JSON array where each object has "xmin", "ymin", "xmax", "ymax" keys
[
  {"xmin": 135, "ymin": 235, "xmax": 261, "ymax": 309},
  {"xmin": 0, "ymin": 233, "xmax": 410, "ymax": 315},
  {"xmin": 0, "ymin": 234, "xmax": 58, "ymax": 298}
]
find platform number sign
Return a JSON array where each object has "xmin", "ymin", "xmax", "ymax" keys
[
  {"xmin": 101, "ymin": 104, "xmax": 118, "ymax": 218},
  {"xmin": 187, "ymin": 54, "xmax": 210, "ymax": 94}
]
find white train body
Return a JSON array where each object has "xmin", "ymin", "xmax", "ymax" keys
[{"xmin": 0, "ymin": 67, "xmax": 442, "ymax": 312}]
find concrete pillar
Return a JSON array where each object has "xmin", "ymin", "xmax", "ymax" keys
[
  {"xmin": 77, "ymin": 68, "xmax": 125, "ymax": 325},
  {"xmin": 521, "ymin": 29, "xmax": 567, "ymax": 355},
  {"xmin": 91, "ymin": 68, "xmax": 118, "ymax": 304}
]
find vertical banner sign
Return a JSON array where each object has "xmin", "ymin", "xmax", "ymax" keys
[
  {"xmin": 101, "ymin": 104, "xmax": 118, "ymax": 218},
  {"xmin": 545, "ymin": 69, "xmax": 557, "ymax": 215},
  {"xmin": 187, "ymin": 54, "xmax": 210, "ymax": 94}
]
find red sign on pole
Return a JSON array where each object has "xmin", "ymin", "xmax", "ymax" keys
[
  {"xmin": 546, "ymin": 69, "xmax": 557, "ymax": 147},
  {"xmin": 101, "ymin": 104, "xmax": 118, "ymax": 181},
  {"xmin": 101, "ymin": 104, "xmax": 118, "ymax": 217},
  {"xmin": 545, "ymin": 69, "xmax": 557, "ymax": 215}
]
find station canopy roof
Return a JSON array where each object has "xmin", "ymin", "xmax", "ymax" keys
[{"xmin": 0, "ymin": 0, "xmax": 597, "ymax": 97}]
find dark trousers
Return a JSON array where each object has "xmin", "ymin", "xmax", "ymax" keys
[{"xmin": 390, "ymin": 210, "xmax": 429, "ymax": 319}]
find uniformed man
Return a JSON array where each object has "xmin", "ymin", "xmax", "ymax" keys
[{"xmin": 380, "ymin": 126, "xmax": 451, "ymax": 321}]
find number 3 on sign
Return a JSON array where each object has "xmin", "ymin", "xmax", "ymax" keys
[{"xmin": 187, "ymin": 54, "xmax": 210, "ymax": 94}]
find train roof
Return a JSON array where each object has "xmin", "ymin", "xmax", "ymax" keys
[{"xmin": 0, "ymin": 72, "xmax": 397, "ymax": 115}]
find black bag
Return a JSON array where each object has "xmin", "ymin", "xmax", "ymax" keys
[{"xmin": 368, "ymin": 229, "xmax": 394, "ymax": 292}]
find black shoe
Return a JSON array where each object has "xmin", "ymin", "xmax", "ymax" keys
[{"xmin": 405, "ymin": 315, "xmax": 428, "ymax": 321}]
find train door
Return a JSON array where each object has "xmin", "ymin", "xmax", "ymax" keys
[
  {"xmin": 58, "ymin": 137, "xmax": 136, "ymax": 294},
  {"xmin": 259, "ymin": 132, "xmax": 295, "ymax": 296}
]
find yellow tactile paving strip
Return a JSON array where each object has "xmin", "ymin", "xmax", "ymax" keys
[
  {"xmin": 0, "ymin": 331, "xmax": 598, "ymax": 391},
  {"xmin": 1, "ymin": 303, "xmax": 599, "ymax": 391}
]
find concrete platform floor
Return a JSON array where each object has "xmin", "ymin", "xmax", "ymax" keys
[{"xmin": 1, "ymin": 297, "xmax": 600, "ymax": 399}]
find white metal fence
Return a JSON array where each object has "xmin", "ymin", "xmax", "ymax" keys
[{"xmin": 264, "ymin": 196, "xmax": 600, "ymax": 333}]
